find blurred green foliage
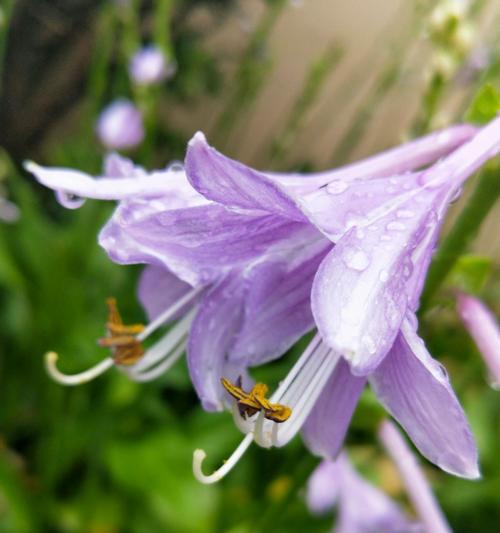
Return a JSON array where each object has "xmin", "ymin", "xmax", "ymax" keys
[{"xmin": 0, "ymin": 1, "xmax": 499, "ymax": 532}]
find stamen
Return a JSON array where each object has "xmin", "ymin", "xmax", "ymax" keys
[
  {"xmin": 128, "ymin": 309, "xmax": 195, "ymax": 372},
  {"xmin": 272, "ymin": 349, "xmax": 339, "ymax": 447},
  {"xmin": 45, "ymin": 351, "xmax": 114, "ymax": 386},
  {"xmin": 193, "ymin": 433, "xmax": 254, "ymax": 484},
  {"xmin": 253, "ymin": 337, "xmax": 339, "ymax": 448},
  {"xmin": 127, "ymin": 342, "xmax": 186, "ymax": 382},
  {"xmin": 137, "ymin": 286, "xmax": 203, "ymax": 341}
]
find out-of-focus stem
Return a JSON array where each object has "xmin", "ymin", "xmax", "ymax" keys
[
  {"xmin": 213, "ymin": 0, "xmax": 287, "ymax": 148},
  {"xmin": 267, "ymin": 42, "xmax": 343, "ymax": 167},
  {"xmin": 420, "ymin": 163, "xmax": 500, "ymax": 310}
]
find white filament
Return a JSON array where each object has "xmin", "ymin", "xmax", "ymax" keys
[
  {"xmin": 137, "ymin": 286, "xmax": 203, "ymax": 341},
  {"xmin": 45, "ymin": 351, "xmax": 114, "ymax": 386},
  {"xmin": 254, "ymin": 339, "xmax": 338, "ymax": 448},
  {"xmin": 127, "ymin": 342, "xmax": 186, "ymax": 382},
  {"xmin": 193, "ymin": 433, "xmax": 254, "ymax": 484},
  {"xmin": 129, "ymin": 309, "xmax": 195, "ymax": 372}
]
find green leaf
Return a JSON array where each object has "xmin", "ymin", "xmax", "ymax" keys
[
  {"xmin": 464, "ymin": 84, "xmax": 500, "ymax": 125},
  {"xmin": 445, "ymin": 254, "xmax": 492, "ymax": 294},
  {"xmin": 106, "ymin": 429, "xmax": 219, "ymax": 533}
]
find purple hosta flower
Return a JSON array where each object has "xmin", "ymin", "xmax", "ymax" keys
[
  {"xmin": 457, "ymin": 292, "xmax": 500, "ymax": 389},
  {"xmin": 307, "ymin": 453, "xmax": 420, "ymax": 533},
  {"xmin": 25, "ymin": 154, "xmax": 325, "ymax": 391},
  {"xmin": 96, "ymin": 99, "xmax": 144, "ymax": 150},
  {"xmin": 129, "ymin": 45, "xmax": 175, "ymax": 86},
  {"xmin": 379, "ymin": 420, "xmax": 451, "ymax": 533},
  {"xmin": 187, "ymin": 120, "xmax": 500, "ymax": 483}
]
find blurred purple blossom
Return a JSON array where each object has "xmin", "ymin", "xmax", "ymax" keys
[
  {"xmin": 457, "ymin": 291, "xmax": 500, "ymax": 389},
  {"xmin": 129, "ymin": 45, "xmax": 175, "ymax": 86},
  {"xmin": 306, "ymin": 453, "xmax": 420, "ymax": 532},
  {"xmin": 96, "ymin": 99, "xmax": 144, "ymax": 150}
]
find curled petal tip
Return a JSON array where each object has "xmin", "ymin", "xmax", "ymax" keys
[{"xmin": 44, "ymin": 351, "xmax": 114, "ymax": 386}]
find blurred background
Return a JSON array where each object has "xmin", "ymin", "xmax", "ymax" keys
[{"xmin": 0, "ymin": 0, "xmax": 499, "ymax": 531}]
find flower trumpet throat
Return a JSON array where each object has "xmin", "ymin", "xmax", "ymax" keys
[
  {"xmin": 98, "ymin": 297, "xmax": 145, "ymax": 365},
  {"xmin": 221, "ymin": 377, "xmax": 292, "ymax": 423}
]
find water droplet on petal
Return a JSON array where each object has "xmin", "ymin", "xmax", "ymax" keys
[
  {"xmin": 396, "ymin": 209, "xmax": 414, "ymax": 219},
  {"xmin": 327, "ymin": 180, "xmax": 349, "ymax": 195},
  {"xmin": 343, "ymin": 248, "xmax": 370, "ymax": 271},
  {"xmin": 361, "ymin": 334, "xmax": 377, "ymax": 355},
  {"xmin": 167, "ymin": 161, "xmax": 184, "ymax": 173},
  {"xmin": 379, "ymin": 270, "xmax": 389, "ymax": 282},
  {"xmin": 386, "ymin": 221, "xmax": 406, "ymax": 231},
  {"xmin": 356, "ymin": 228, "xmax": 366, "ymax": 239},
  {"xmin": 450, "ymin": 186, "xmax": 463, "ymax": 203},
  {"xmin": 437, "ymin": 362, "xmax": 449, "ymax": 380}
]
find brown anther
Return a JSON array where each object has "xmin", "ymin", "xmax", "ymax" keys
[
  {"xmin": 221, "ymin": 377, "xmax": 292, "ymax": 423},
  {"xmin": 98, "ymin": 298, "xmax": 145, "ymax": 366}
]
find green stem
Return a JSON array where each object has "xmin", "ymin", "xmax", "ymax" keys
[
  {"xmin": 420, "ymin": 163, "xmax": 500, "ymax": 310},
  {"xmin": 268, "ymin": 43, "xmax": 343, "ymax": 167},
  {"xmin": 212, "ymin": 0, "xmax": 287, "ymax": 147}
]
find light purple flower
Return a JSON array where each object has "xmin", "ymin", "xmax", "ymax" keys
[
  {"xmin": 96, "ymin": 99, "xmax": 144, "ymax": 150},
  {"xmin": 379, "ymin": 420, "xmax": 451, "ymax": 533},
  {"xmin": 457, "ymin": 291, "xmax": 500, "ymax": 389},
  {"xmin": 306, "ymin": 453, "xmax": 420, "ymax": 533},
  {"xmin": 186, "ymin": 120, "xmax": 500, "ymax": 482},
  {"xmin": 129, "ymin": 46, "xmax": 175, "ymax": 86},
  {"xmin": 25, "ymin": 154, "xmax": 324, "ymax": 396}
]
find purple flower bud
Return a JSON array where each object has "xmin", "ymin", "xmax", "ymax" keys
[
  {"xmin": 96, "ymin": 99, "xmax": 144, "ymax": 150},
  {"xmin": 129, "ymin": 46, "xmax": 174, "ymax": 86},
  {"xmin": 457, "ymin": 291, "xmax": 500, "ymax": 389}
]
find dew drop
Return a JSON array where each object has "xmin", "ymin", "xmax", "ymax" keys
[
  {"xmin": 396, "ymin": 209, "xmax": 414, "ymax": 219},
  {"xmin": 379, "ymin": 270, "xmax": 389, "ymax": 282},
  {"xmin": 327, "ymin": 180, "xmax": 349, "ymax": 195},
  {"xmin": 343, "ymin": 248, "xmax": 370, "ymax": 271},
  {"xmin": 386, "ymin": 221, "xmax": 406, "ymax": 231},
  {"xmin": 356, "ymin": 228, "xmax": 366, "ymax": 239},
  {"xmin": 361, "ymin": 334, "xmax": 377, "ymax": 355},
  {"xmin": 167, "ymin": 161, "xmax": 184, "ymax": 173}
]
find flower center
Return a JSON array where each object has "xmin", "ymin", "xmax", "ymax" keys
[{"xmin": 193, "ymin": 333, "xmax": 340, "ymax": 483}]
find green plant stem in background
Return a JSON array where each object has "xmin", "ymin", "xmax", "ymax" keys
[
  {"xmin": 154, "ymin": 0, "xmax": 175, "ymax": 61},
  {"xmin": 420, "ymin": 163, "xmax": 500, "ymax": 310},
  {"xmin": 87, "ymin": 4, "xmax": 118, "ymax": 119},
  {"xmin": 212, "ymin": 0, "xmax": 287, "ymax": 148},
  {"xmin": 328, "ymin": 2, "xmax": 428, "ymax": 166},
  {"xmin": 411, "ymin": 72, "xmax": 447, "ymax": 136},
  {"xmin": 267, "ymin": 42, "xmax": 343, "ymax": 167},
  {"xmin": 0, "ymin": 0, "xmax": 15, "ymax": 87},
  {"xmin": 329, "ymin": 59, "xmax": 403, "ymax": 166}
]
